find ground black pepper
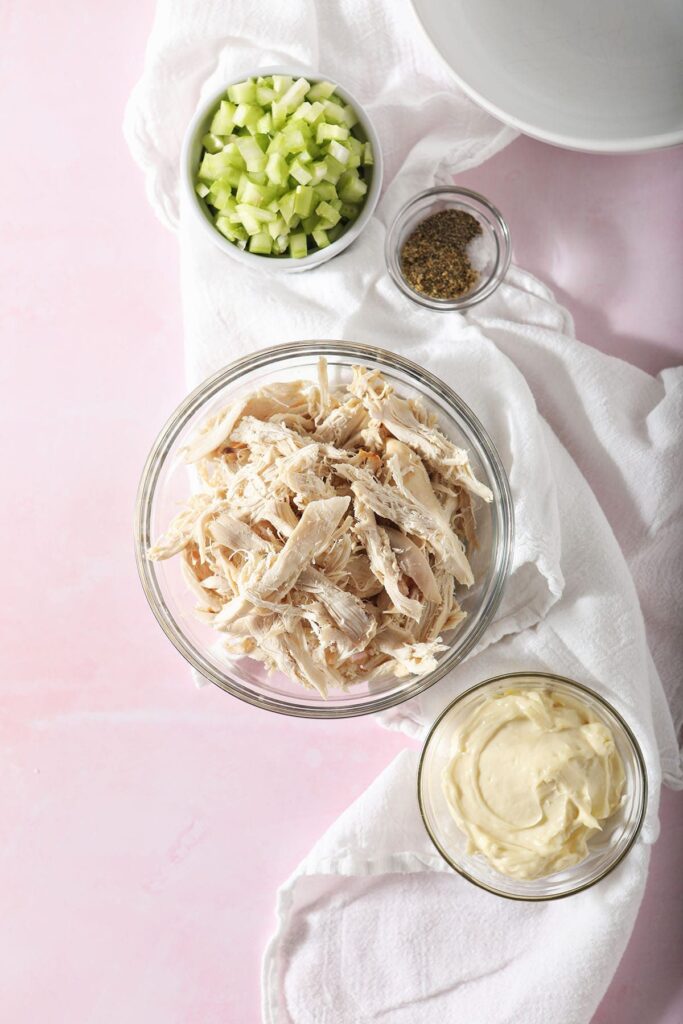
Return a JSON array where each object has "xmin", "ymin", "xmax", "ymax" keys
[{"xmin": 400, "ymin": 208, "xmax": 482, "ymax": 300}]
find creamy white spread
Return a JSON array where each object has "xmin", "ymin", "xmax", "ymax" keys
[{"xmin": 442, "ymin": 688, "xmax": 625, "ymax": 879}]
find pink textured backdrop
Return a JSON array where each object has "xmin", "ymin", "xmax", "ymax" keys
[{"xmin": 2, "ymin": 2, "xmax": 682, "ymax": 1022}]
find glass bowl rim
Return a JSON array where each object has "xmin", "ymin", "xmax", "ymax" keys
[
  {"xmin": 385, "ymin": 185, "xmax": 512, "ymax": 311},
  {"xmin": 417, "ymin": 670, "xmax": 649, "ymax": 900},
  {"xmin": 134, "ymin": 339, "xmax": 514, "ymax": 719}
]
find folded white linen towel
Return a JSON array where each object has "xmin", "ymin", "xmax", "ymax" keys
[{"xmin": 125, "ymin": 2, "xmax": 682, "ymax": 1021}]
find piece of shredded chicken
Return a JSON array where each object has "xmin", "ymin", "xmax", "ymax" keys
[{"xmin": 149, "ymin": 359, "xmax": 492, "ymax": 697}]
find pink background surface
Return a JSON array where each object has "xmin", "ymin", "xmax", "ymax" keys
[{"xmin": 2, "ymin": 3, "xmax": 682, "ymax": 1022}]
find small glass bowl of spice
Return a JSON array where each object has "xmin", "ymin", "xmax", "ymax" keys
[{"xmin": 385, "ymin": 187, "xmax": 511, "ymax": 311}]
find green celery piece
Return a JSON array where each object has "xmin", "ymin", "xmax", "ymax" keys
[
  {"xmin": 198, "ymin": 149, "xmax": 244, "ymax": 180},
  {"xmin": 215, "ymin": 216, "xmax": 247, "ymax": 241},
  {"xmin": 273, "ymin": 234, "xmax": 289, "ymax": 254},
  {"xmin": 272, "ymin": 75, "xmax": 293, "ymax": 97},
  {"xmin": 298, "ymin": 100, "xmax": 325, "ymax": 124},
  {"xmin": 202, "ymin": 132, "xmax": 224, "ymax": 154},
  {"xmin": 341, "ymin": 104, "xmax": 359, "ymax": 129},
  {"xmin": 250, "ymin": 171, "xmax": 268, "ymax": 184},
  {"xmin": 312, "ymin": 226, "xmax": 330, "ymax": 248},
  {"xmin": 338, "ymin": 169, "xmax": 367, "ymax": 203},
  {"xmin": 235, "ymin": 136, "xmax": 267, "ymax": 172},
  {"xmin": 240, "ymin": 180, "xmax": 267, "ymax": 206},
  {"xmin": 302, "ymin": 213, "xmax": 319, "ymax": 233},
  {"xmin": 289, "ymin": 214, "xmax": 302, "ymax": 229},
  {"xmin": 266, "ymin": 152, "xmax": 289, "ymax": 186},
  {"xmin": 280, "ymin": 77, "xmax": 311, "ymax": 113},
  {"xmin": 289, "ymin": 160, "xmax": 312, "ymax": 185},
  {"xmin": 271, "ymin": 99, "xmax": 287, "ymax": 129},
  {"xmin": 210, "ymin": 100, "xmax": 237, "ymax": 135},
  {"xmin": 298, "ymin": 150, "xmax": 313, "ymax": 164},
  {"xmin": 322, "ymin": 99, "xmax": 346, "ymax": 124},
  {"xmin": 327, "ymin": 223, "xmax": 343, "ymax": 242},
  {"xmin": 327, "ymin": 140, "xmax": 350, "ymax": 165},
  {"xmin": 266, "ymin": 132, "xmax": 288, "ymax": 156},
  {"xmin": 306, "ymin": 81, "xmax": 336, "ymax": 102},
  {"xmin": 236, "ymin": 172, "xmax": 250, "ymax": 202},
  {"xmin": 209, "ymin": 179, "xmax": 237, "ymax": 211},
  {"xmin": 238, "ymin": 210, "xmax": 264, "ymax": 235},
  {"xmin": 256, "ymin": 84, "xmax": 276, "ymax": 106},
  {"xmin": 328, "ymin": 197, "xmax": 342, "ymax": 211},
  {"xmin": 294, "ymin": 185, "xmax": 314, "ymax": 217},
  {"xmin": 254, "ymin": 133, "xmax": 270, "ymax": 153},
  {"xmin": 236, "ymin": 203, "xmax": 276, "ymax": 223},
  {"xmin": 309, "ymin": 160, "xmax": 328, "ymax": 186},
  {"xmin": 340, "ymin": 201, "xmax": 360, "ymax": 220},
  {"xmin": 322, "ymin": 155, "xmax": 344, "ymax": 184},
  {"xmin": 363, "ymin": 141, "xmax": 374, "ymax": 166},
  {"xmin": 233, "ymin": 103, "xmax": 262, "ymax": 129},
  {"xmin": 278, "ymin": 190, "xmax": 297, "ymax": 224},
  {"xmin": 314, "ymin": 181, "xmax": 337, "ymax": 202},
  {"xmin": 249, "ymin": 231, "xmax": 272, "ymax": 255},
  {"xmin": 316, "ymin": 122, "xmax": 349, "ymax": 144},
  {"xmin": 282, "ymin": 126, "xmax": 309, "ymax": 153},
  {"xmin": 227, "ymin": 79, "xmax": 257, "ymax": 104},
  {"xmin": 267, "ymin": 216, "xmax": 287, "ymax": 240},
  {"xmin": 256, "ymin": 112, "xmax": 273, "ymax": 135},
  {"xmin": 315, "ymin": 200, "xmax": 341, "ymax": 227},
  {"xmin": 346, "ymin": 137, "xmax": 363, "ymax": 169},
  {"xmin": 221, "ymin": 142, "xmax": 246, "ymax": 167},
  {"xmin": 289, "ymin": 232, "xmax": 308, "ymax": 258},
  {"xmin": 195, "ymin": 182, "xmax": 210, "ymax": 199}
]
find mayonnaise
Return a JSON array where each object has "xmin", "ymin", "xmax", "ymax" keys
[{"xmin": 442, "ymin": 688, "xmax": 625, "ymax": 879}]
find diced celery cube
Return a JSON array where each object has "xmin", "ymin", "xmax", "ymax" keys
[
  {"xmin": 256, "ymin": 84, "xmax": 276, "ymax": 106},
  {"xmin": 289, "ymin": 159, "xmax": 312, "ymax": 185},
  {"xmin": 250, "ymin": 171, "xmax": 267, "ymax": 184},
  {"xmin": 271, "ymin": 99, "xmax": 287, "ymax": 129},
  {"xmin": 363, "ymin": 141, "xmax": 374, "ymax": 166},
  {"xmin": 341, "ymin": 104, "xmax": 359, "ymax": 129},
  {"xmin": 302, "ymin": 214, "xmax": 319, "ymax": 233},
  {"xmin": 289, "ymin": 232, "xmax": 308, "ymax": 259},
  {"xmin": 327, "ymin": 223, "xmax": 343, "ymax": 242},
  {"xmin": 278, "ymin": 190, "xmax": 297, "ymax": 224},
  {"xmin": 282, "ymin": 126, "xmax": 309, "ymax": 153},
  {"xmin": 280, "ymin": 77, "xmax": 311, "ymax": 112},
  {"xmin": 273, "ymin": 234, "xmax": 289, "ymax": 254},
  {"xmin": 314, "ymin": 182, "xmax": 338, "ymax": 202},
  {"xmin": 312, "ymin": 226, "xmax": 330, "ymax": 248},
  {"xmin": 289, "ymin": 214, "xmax": 301, "ymax": 229},
  {"xmin": 322, "ymin": 99, "xmax": 346, "ymax": 124},
  {"xmin": 267, "ymin": 216, "xmax": 287, "ymax": 239},
  {"xmin": 256, "ymin": 112, "xmax": 273, "ymax": 134},
  {"xmin": 309, "ymin": 160, "xmax": 328, "ymax": 185},
  {"xmin": 235, "ymin": 136, "xmax": 267, "ymax": 172},
  {"xmin": 316, "ymin": 122, "xmax": 349, "ymax": 144},
  {"xmin": 306, "ymin": 81, "xmax": 337, "ymax": 101},
  {"xmin": 266, "ymin": 152, "xmax": 289, "ymax": 186},
  {"xmin": 215, "ymin": 215, "xmax": 247, "ymax": 241},
  {"xmin": 210, "ymin": 100, "xmax": 237, "ymax": 135},
  {"xmin": 202, "ymin": 132, "xmax": 224, "ymax": 154},
  {"xmin": 266, "ymin": 132, "xmax": 288, "ymax": 156},
  {"xmin": 328, "ymin": 140, "xmax": 350, "ymax": 165},
  {"xmin": 249, "ymin": 231, "xmax": 272, "ymax": 255},
  {"xmin": 294, "ymin": 185, "xmax": 314, "ymax": 217},
  {"xmin": 240, "ymin": 180, "xmax": 266, "ymax": 206},
  {"xmin": 338, "ymin": 169, "xmax": 367, "ymax": 203},
  {"xmin": 272, "ymin": 75, "xmax": 293, "ymax": 97},
  {"xmin": 209, "ymin": 178, "xmax": 237, "ymax": 210},
  {"xmin": 340, "ymin": 201, "xmax": 360, "ymax": 220},
  {"xmin": 198, "ymin": 149, "xmax": 243, "ymax": 180},
  {"xmin": 315, "ymin": 200, "xmax": 341, "ymax": 227},
  {"xmin": 227, "ymin": 79, "xmax": 257, "ymax": 104},
  {"xmin": 233, "ymin": 103, "xmax": 262, "ymax": 128},
  {"xmin": 221, "ymin": 142, "xmax": 245, "ymax": 167},
  {"xmin": 322, "ymin": 156, "xmax": 344, "ymax": 184},
  {"xmin": 236, "ymin": 203, "xmax": 277, "ymax": 223},
  {"xmin": 195, "ymin": 182, "xmax": 210, "ymax": 198}
]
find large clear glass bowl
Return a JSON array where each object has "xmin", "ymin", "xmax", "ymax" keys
[
  {"xmin": 135, "ymin": 340, "xmax": 513, "ymax": 718},
  {"xmin": 418, "ymin": 672, "xmax": 648, "ymax": 899}
]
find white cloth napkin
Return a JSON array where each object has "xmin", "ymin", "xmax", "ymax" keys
[{"xmin": 125, "ymin": 2, "xmax": 683, "ymax": 1021}]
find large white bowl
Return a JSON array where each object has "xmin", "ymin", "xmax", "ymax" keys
[
  {"xmin": 181, "ymin": 67, "xmax": 383, "ymax": 273},
  {"xmin": 412, "ymin": 0, "xmax": 683, "ymax": 153}
]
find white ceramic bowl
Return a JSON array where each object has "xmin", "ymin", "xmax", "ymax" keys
[
  {"xmin": 411, "ymin": 0, "xmax": 683, "ymax": 153},
  {"xmin": 181, "ymin": 67, "xmax": 383, "ymax": 273}
]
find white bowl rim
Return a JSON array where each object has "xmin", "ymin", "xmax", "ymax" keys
[
  {"xmin": 410, "ymin": 2, "xmax": 683, "ymax": 154},
  {"xmin": 180, "ymin": 66, "xmax": 384, "ymax": 272}
]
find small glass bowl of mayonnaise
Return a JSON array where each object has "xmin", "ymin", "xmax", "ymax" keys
[{"xmin": 418, "ymin": 672, "xmax": 647, "ymax": 900}]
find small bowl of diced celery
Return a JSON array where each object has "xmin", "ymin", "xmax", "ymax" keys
[{"xmin": 182, "ymin": 69, "xmax": 383, "ymax": 271}]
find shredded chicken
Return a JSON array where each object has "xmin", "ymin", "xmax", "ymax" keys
[{"xmin": 148, "ymin": 360, "xmax": 492, "ymax": 696}]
